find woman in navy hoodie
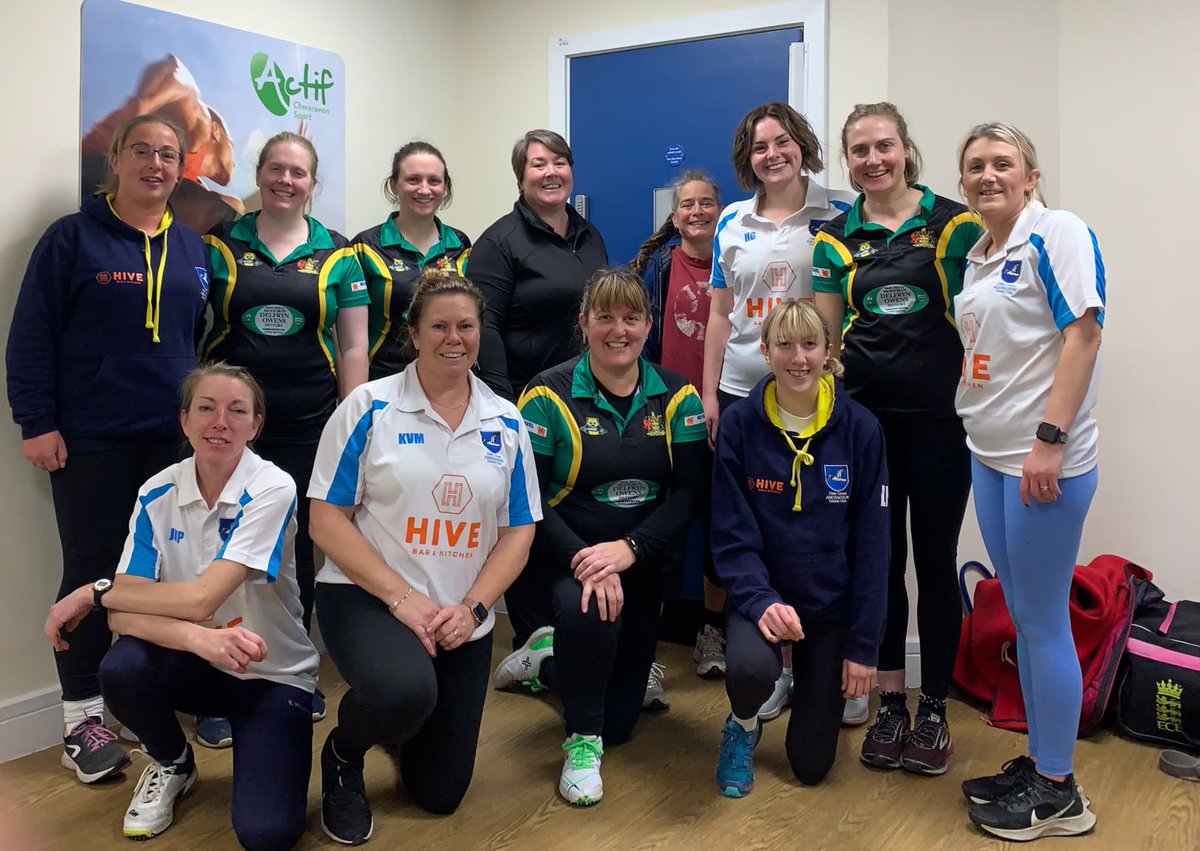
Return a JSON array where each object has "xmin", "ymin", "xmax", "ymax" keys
[
  {"xmin": 711, "ymin": 300, "xmax": 889, "ymax": 797},
  {"xmin": 6, "ymin": 114, "xmax": 208, "ymax": 784}
]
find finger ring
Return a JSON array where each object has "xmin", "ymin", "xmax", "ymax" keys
[
  {"xmin": 452, "ymin": 628, "xmax": 459, "ymax": 638},
  {"xmin": 1039, "ymin": 485, "xmax": 1050, "ymax": 491}
]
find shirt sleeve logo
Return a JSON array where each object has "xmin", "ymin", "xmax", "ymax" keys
[
  {"xmin": 525, "ymin": 420, "xmax": 548, "ymax": 438},
  {"xmin": 684, "ymin": 413, "xmax": 705, "ymax": 427}
]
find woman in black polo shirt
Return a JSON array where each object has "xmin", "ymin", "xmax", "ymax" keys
[
  {"xmin": 812, "ymin": 103, "xmax": 982, "ymax": 777},
  {"xmin": 468, "ymin": 129, "xmax": 608, "ymax": 402}
]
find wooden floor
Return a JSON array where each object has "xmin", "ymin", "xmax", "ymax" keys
[{"xmin": 2, "ymin": 617, "xmax": 1196, "ymax": 850}]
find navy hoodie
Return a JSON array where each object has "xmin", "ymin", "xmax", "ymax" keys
[
  {"xmin": 6, "ymin": 195, "xmax": 208, "ymax": 451},
  {"xmin": 712, "ymin": 373, "xmax": 890, "ymax": 666}
]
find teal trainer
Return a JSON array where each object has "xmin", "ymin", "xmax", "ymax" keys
[
  {"xmin": 493, "ymin": 626, "xmax": 554, "ymax": 692},
  {"xmin": 559, "ymin": 734, "xmax": 604, "ymax": 806},
  {"xmin": 716, "ymin": 715, "xmax": 761, "ymax": 798}
]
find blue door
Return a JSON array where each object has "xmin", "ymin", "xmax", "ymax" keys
[{"xmin": 569, "ymin": 28, "xmax": 802, "ymax": 266}]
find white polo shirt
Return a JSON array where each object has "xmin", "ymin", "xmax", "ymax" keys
[
  {"xmin": 117, "ymin": 449, "xmax": 319, "ymax": 693},
  {"xmin": 310, "ymin": 363, "xmax": 542, "ymax": 640},
  {"xmin": 954, "ymin": 202, "xmax": 1106, "ymax": 477},
  {"xmin": 711, "ymin": 181, "xmax": 855, "ymax": 396}
]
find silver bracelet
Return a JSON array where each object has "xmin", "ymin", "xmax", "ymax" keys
[{"xmin": 388, "ymin": 586, "xmax": 413, "ymax": 614}]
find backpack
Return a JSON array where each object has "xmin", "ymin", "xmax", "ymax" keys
[
  {"xmin": 953, "ymin": 555, "xmax": 1148, "ymax": 735},
  {"xmin": 1115, "ymin": 580, "xmax": 1200, "ymax": 751}
]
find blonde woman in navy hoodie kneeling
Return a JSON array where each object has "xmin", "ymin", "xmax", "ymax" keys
[{"xmin": 712, "ymin": 301, "xmax": 889, "ymax": 797}]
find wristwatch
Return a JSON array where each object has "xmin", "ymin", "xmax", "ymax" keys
[
  {"xmin": 623, "ymin": 536, "xmax": 641, "ymax": 563},
  {"xmin": 1035, "ymin": 422, "xmax": 1068, "ymax": 445},
  {"xmin": 92, "ymin": 578, "xmax": 113, "ymax": 611},
  {"xmin": 464, "ymin": 598, "xmax": 488, "ymax": 626}
]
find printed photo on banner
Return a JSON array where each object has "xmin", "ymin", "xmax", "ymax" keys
[{"xmin": 81, "ymin": 0, "xmax": 346, "ymax": 234}]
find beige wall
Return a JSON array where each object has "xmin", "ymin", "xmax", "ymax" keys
[{"xmin": 2, "ymin": 0, "xmax": 1197, "ymax": 712}]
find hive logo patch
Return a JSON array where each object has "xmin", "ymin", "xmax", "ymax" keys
[
  {"xmin": 762, "ymin": 261, "xmax": 796, "ymax": 294},
  {"xmin": 747, "ymin": 477, "xmax": 785, "ymax": 495},
  {"xmin": 96, "ymin": 271, "xmax": 144, "ymax": 285},
  {"xmin": 405, "ymin": 474, "xmax": 480, "ymax": 557}
]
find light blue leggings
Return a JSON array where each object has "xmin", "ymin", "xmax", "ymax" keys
[{"xmin": 970, "ymin": 456, "xmax": 1098, "ymax": 777}]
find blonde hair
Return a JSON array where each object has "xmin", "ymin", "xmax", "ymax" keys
[
  {"xmin": 257, "ymin": 131, "xmax": 320, "ymax": 195},
  {"xmin": 579, "ymin": 268, "xmax": 651, "ymax": 319},
  {"xmin": 100, "ymin": 114, "xmax": 187, "ymax": 196},
  {"xmin": 760, "ymin": 301, "xmax": 844, "ymax": 379},
  {"xmin": 957, "ymin": 122, "xmax": 1046, "ymax": 206}
]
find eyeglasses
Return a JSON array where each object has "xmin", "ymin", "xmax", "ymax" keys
[{"xmin": 124, "ymin": 143, "xmax": 181, "ymax": 166}]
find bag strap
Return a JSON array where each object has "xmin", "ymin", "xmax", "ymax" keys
[{"xmin": 960, "ymin": 560, "xmax": 994, "ymax": 614}]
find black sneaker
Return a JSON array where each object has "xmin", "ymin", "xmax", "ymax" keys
[
  {"xmin": 963, "ymin": 755, "xmax": 1036, "ymax": 804},
  {"xmin": 321, "ymin": 734, "xmax": 373, "ymax": 846},
  {"xmin": 969, "ymin": 771, "xmax": 1097, "ymax": 841},
  {"xmin": 860, "ymin": 704, "xmax": 910, "ymax": 770},
  {"xmin": 62, "ymin": 716, "xmax": 131, "ymax": 783}
]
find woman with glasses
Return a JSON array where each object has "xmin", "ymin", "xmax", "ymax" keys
[{"xmin": 7, "ymin": 113, "xmax": 209, "ymax": 784}]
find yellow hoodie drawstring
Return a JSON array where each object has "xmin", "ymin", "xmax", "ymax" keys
[
  {"xmin": 782, "ymin": 433, "xmax": 815, "ymax": 512},
  {"xmin": 142, "ymin": 228, "xmax": 169, "ymax": 343}
]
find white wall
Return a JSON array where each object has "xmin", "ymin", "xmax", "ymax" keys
[{"xmin": 3, "ymin": 0, "xmax": 1198, "ymax": 748}]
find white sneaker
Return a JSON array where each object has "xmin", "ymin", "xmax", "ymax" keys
[
  {"xmin": 843, "ymin": 694, "xmax": 870, "ymax": 726},
  {"xmin": 123, "ymin": 749, "xmax": 198, "ymax": 839},
  {"xmin": 758, "ymin": 669, "xmax": 794, "ymax": 722},
  {"xmin": 693, "ymin": 624, "xmax": 726, "ymax": 678},
  {"xmin": 642, "ymin": 662, "xmax": 669, "ymax": 711},
  {"xmin": 559, "ymin": 734, "xmax": 603, "ymax": 806},
  {"xmin": 494, "ymin": 626, "xmax": 554, "ymax": 691}
]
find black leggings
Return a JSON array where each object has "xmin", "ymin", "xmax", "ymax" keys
[
  {"xmin": 725, "ymin": 607, "xmax": 849, "ymax": 786},
  {"xmin": 875, "ymin": 414, "xmax": 971, "ymax": 699},
  {"xmin": 316, "ymin": 582, "xmax": 493, "ymax": 815},
  {"xmin": 100, "ymin": 637, "xmax": 312, "ymax": 851},
  {"xmin": 50, "ymin": 439, "xmax": 179, "ymax": 701},
  {"xmin": 552, "ymin": 572, "xmax": 662, "ymax": 744},
  {"xmin": 254, "ymin": 437, "xmax": 318, "ymax": 633}
]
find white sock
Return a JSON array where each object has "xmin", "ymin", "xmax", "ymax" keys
[
  {"xmin": 63, "ymin": 696, "xmax": 105, "ymax": 735},
  {"xmin": 733, "ymin": 714, "xmax": 758, "ymax": 733}
]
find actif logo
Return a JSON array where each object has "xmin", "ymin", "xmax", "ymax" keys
[{"xmin": 251, "ymin": 52, "xmax": 335, "ymax": 118}]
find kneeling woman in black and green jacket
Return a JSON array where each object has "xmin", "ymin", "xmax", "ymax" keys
[
  {"xmin": 497, "ymin": 268, "xmax": 709, "ymax": 807},
  {"xmin": 712, "ymin": 300, "xmax": 890, "ymax": 797}
]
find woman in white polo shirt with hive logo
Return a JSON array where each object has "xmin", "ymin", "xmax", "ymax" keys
[
  {"xmin": 953, "ymin": 123, "xmax": 1104, "ymax": 843},
  {"xmin": 43, "ymin": 361, "xmax": 319, "ymax": 848},
  {"xmin": 308, "ymin": 271, "xmax": 540, "ymax": 845}
]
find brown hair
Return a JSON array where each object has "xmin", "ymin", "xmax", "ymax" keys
[
  {"xmin": 579, "ymin": 268, "xmax": 651, "ymax": 320},
  {"xmin": 180, "ymin": 361, "xmax": 267, "ymax": 443},
  {"xmin": 760, "ymin": 301, "xmax": 844, "ymax": 379},
  {"xmin": 957, "ymin": 122, "xmax": 1046, "ymax": 206},
  {"xmin": 630, "ymin": 171, "xmax": 722, "ymax": 275},
  {"xmin": 99, "ymin": 114, "xmax": 188, "ymax": 196},
  {"xmin": 383, "ymin": 141, "xmax": 453, "ymax": 209},
  {"xmin": 257, "ymin": 131, "xmax": 320, "ymax": 192},
  {"xmin": 840, "ymin": 102, "xmax": 923, "ymax": 193},
  {"xmin": 731, "ymin": 103, "xmax": 823, "ymax": 191},
  {"xmin": 511, "ymin": 129, "xmax": 573, "ymax": 192},
  {"xmin": 407, "ymin": 270, "xmax": 486, "ymax": 332}
]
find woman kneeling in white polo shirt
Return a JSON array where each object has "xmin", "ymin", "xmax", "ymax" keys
[
  {"xmin": 309, "ymin": 271, "xmax": 540, "ymax": 845},
  {"xmin": 44, "ymin": 362, "xmax": 319, "ymax": 850}
]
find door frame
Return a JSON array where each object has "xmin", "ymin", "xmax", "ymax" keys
[{"xmin": 549, "ymin": 1, "xmax": 830, "ymax": 178}]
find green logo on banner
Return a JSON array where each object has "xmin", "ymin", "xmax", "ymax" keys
[
  {"xmin": 242, "ymin": 305, "xmax": 306, "ymax": 336},
  {"xmin": 862, "ymin": 284, "xmax": 929, "ymax": 315},
  {"xmin": 591, "ymin": 479, "xmax": 660, "ymax": 508},
  {"xmin": 250, "ymin": 52, "xmax": 335, "ymax": 118}
]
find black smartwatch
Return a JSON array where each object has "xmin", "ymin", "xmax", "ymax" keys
[
  {"xmin": 623, "ymin": 536, "xmax": 641, "ymax": 563},
  {"xmin": 92, "ymin": 578, "xmax": 113, "ymax": 610},
  {"xmin": 464, "ymin": 598, "xmax": 488, "ymax": 626},
  {"xmin": 1035, "ymin": 422, "xmax": 1068, "ymax": 445}
]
